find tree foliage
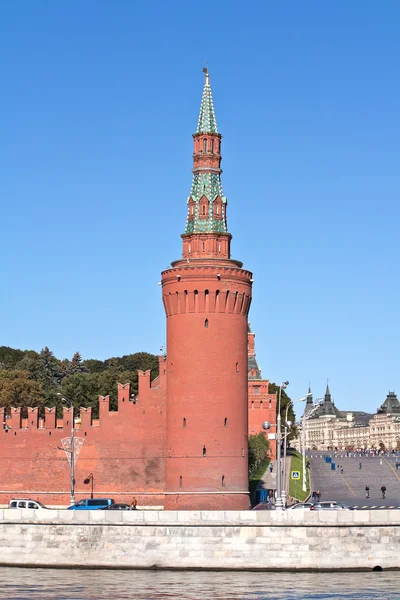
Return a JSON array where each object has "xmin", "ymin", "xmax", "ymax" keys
[
  {"xmin": 268, "ymin": 382, "xmax": 298, "ymax": 441},
  {"xmin": 248, "ymin": 433, "xmax": 270, "ymax": 476},
  {"xmin": 0, "ymin": 370, "xmax": 44, "ymax": 412},
  {"xmin": 0, "ymin": 346, "xmax": 159, "ymax": 416}
]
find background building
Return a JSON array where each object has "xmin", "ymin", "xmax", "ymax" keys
[{"xmin": 298, "ymin": 386, "xmax": 400, "ymax": 452}]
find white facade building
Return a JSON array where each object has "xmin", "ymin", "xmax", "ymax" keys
[{"xmin": 297, "ymin": 387, "xmax": 400, "ymax": 452}]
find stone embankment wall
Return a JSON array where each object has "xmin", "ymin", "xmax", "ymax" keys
[{"xmin": 0, "ymin": 509, "xmax": 399, "ymax": 570}]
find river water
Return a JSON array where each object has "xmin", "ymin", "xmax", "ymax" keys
[{"xmin": 0, "ymin": 568, "xmax": 398, "ymax": 600}]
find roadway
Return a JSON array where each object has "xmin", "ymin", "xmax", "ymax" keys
[{"xmin": 308, "ymin": 451, "xmax": 400, "ymax": 508}]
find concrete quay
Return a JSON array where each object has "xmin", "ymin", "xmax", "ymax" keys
[{"xmin": 0, "ymin": 509, "xmax": 399, "ymax": 571}]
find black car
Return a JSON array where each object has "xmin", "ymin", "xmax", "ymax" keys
[{"xmin": 101, "ymin": 503, "xmax": 134, "ymax": 511}]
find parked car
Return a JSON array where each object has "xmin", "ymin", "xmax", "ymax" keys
[
  {"xmin": 8, "ymin": 499, "xmax": 48, "ymax": 510},
  {"xmin": 310, "ymin": 501, "xmax": 356, "ymax": 511},
  {"xmin": 286, "ymin": 502, "xmax": 313, "ymax": 510},
  {"xmin": 68, "ymin": 498, "xmax": 115, "ymax": 510},
  {"xmin": 101, "ymin": 503, "xmax": 134, "ymax": 511}
]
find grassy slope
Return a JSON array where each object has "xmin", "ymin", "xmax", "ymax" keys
[{"xmin": 289, "ymin": 450, "xmax": 310, "ymax": 502}]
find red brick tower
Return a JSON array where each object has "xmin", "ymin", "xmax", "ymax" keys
[{"xmin": 161, "ymin": 70, "xmax": 253, "ymax": 510}]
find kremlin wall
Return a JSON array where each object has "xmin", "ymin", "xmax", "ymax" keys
[
  {"xmin": 0, "ymin": 331, "xmax": 276, "ymax": 508},
  {"xmin": 0, "ymin": 71, "xmax": 277, "ymax": 509}
]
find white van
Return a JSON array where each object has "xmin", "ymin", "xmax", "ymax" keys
[{"xmin": 8, "ymin": 499, "xmax": 48, "ymax": 509}]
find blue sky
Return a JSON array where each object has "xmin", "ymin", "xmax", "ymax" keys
[{"xmin": 1, "ymin": 1, "xmax": 399, "ymax": 415}]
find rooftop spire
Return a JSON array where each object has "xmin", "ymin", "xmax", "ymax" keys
[
  {"xmin": 306, "ymin": 384, "xmax": 313, "ymax": 405},
  {"xmin": 182, "ymin": 70, "xmax": 229, "ymax": 247},
  {"xmin": 325, "ymin": 381, "xmax": 331, "ymax": 402},
  {"xmin": 196, "ymin": 68, "xmax": 218, "ymax": 134}
]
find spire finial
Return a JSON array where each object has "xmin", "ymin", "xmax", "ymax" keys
[
  {"xmin": 202, "ymin": 66, "xmax": 210, "ymax": 86},
  {"xmin": 197, "ymin": 68, "xmax": 218, "ymax": 134}
]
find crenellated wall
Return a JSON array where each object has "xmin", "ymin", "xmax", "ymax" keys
[
  {"xmin": 0, "ymin": 331, "xmax": 275, "ymax": 507},
  {"xmin": 0, "ymin": 357, "xmax": 167, "ymax": 507}
]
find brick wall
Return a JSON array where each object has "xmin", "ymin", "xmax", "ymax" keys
[{"xmin": 0, "ymin": 357, "xmax": 167, "ymax": 507}]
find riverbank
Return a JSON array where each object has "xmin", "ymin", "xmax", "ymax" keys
[{"xmin": 0, "ymin": 509, "xmax": 399, "ymax": 571}]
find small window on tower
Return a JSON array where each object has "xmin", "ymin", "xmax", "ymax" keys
[
  {"xmin": 202, "ymin": 205, "xmax": 206, "ymax": 216},
  {"xmin": 222, "ymin": 475, "xmax": 225, "ymax": 487},
  {"xmin": 180, "ymin": 476, "xmax": 183, "ymax": 488},
  {"xmin": 224, "ymin": 418, "xmax": 228, "ymax": 428},
  {"xmin": 205, "ymin": 318, "xmax": 208, "ymax": 328},
  {"xmin": 203, "ymin": 445, "xmax": 206, "ymax": 457},
  {"xmin": 203, "ymin": 138, "xmax": 207, "ymax": 153},
  {"xmin": 183, "ymin": 418, "xmax": 186, "ymax": 428},
  {"xmin": 236, "ymin": 362, "xmax": 239, "ymax": 373},
  {"xmin": 211, "ymin": 139, "xmax": 214, "ymax": 153}
]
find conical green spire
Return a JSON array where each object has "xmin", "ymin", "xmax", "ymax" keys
[
  {"xmin": 196, "ymin": 69, "xmax": 218, "ymax": 134},
  {"xmin": 184, "ymin": 70, "xmax": 228, "ymax": 236}
]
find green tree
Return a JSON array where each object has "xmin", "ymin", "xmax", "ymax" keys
[
  {"xmin": 268, "ymin": 383, "xmax": 298, "ymax": 441},
  {"xmin": 0, "ymin": 346, "xmax": 159, "ymax": 416},
  {"xmin": 70, "ymin": 352, "xmax": 86, "ymax": 374},
  {"xmin": 104, "ymin": 352, "xmax": 159, "ymax": 377},
  {"xmin": 60, "ymin": 352, "xmax": 88, "ymax": 378},
  {"xmin": 0, "ymin": 347, "xmax": 25, "ymax": 369},
  {"xmin": 0, "ymin": 370, "xmax": 44, "ymax": 411},
  {"xmin": 33, "ymin": 347, "xmax": 62, "ymax": 404},
  {"xmin": 14, "ymin": 350, "xmax": 40, "ymax": 376},
  {"xmin": 60, "ymin": 372, "xmax": 102, "ymax": 413},
  {"xmin": 248, "ymin": 433, "xmax": 270, "ymax": 476},
  {"xmin": 82, "ymin": 359, "xmax": 106, "ymax": 373}
]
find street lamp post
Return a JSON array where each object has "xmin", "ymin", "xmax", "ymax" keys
[
  {"xmin": 56, "ymin": 393, "xmax": 75, "ymax": 505},
  {"xmin": 275, "ymin": 381, "xmax": 289, "ymax": 511}
]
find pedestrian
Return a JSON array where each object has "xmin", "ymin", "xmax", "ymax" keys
[
  {"xmin": 316, "ymin": 490, "xmax": 321, "ymax": 502},
  {"xmin": 269, "ymin": 463, "xmax": 273, "ymax": 473},
  {"xmin": 340, "ymin": 466, "xmax": 344, "ymax": 474},
  {"xmin": 380, "ymin": 459, "xmax": 383, "ymax": 466},
  {"xmin": 312, "ymin": 490, "xmax": 317, "ymax": 502},
  {"xmin": 365, "ymin": 486, "xmax": 369, "ymax": 499},
  {"xmin": 130, "ymin": 497, "xmax": 138, "ymax": 510},
  {"xmin": 381, "ymin": 485, "xmax": 386, "ymax": 499},
  {"xmin": 359, "ymin": 462, "xmax": 362, "ymax": 469}
]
